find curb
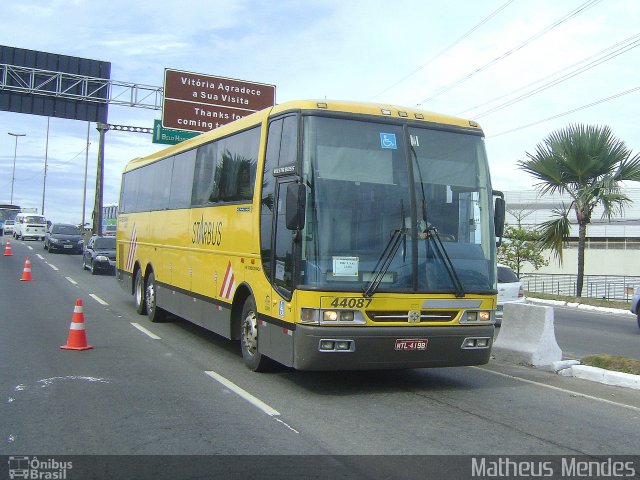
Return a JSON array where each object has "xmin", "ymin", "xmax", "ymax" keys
[
  {"xmin": 526, "ymin": 300, "xmax": 640, "ymax": 390},
  {"xmin": 553, "ymin": 361, "xmax": 640, "ymax": 390},
  {"xmin": 527, "ymin": 297, "xmax": 635, "ymax": 316}
]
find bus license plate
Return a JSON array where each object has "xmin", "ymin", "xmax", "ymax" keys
[{"xmin": 395, "ymin": 339, "xmax": 428, "ymax": 351}]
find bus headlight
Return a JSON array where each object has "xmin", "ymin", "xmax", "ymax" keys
[
  {"xmin": 301, "ymin": 308, "xmax": 320, "ymax": 324},
  {"xmin": 323, "ymin": 310, "xmax": 355, "ymax": 322},
  {"xmin": 300, "ymin": 308, "xmax": 365, "ymax": 325},
  {"xmin": 462, "ymin": 310, "xmax": 493, "ymax": 323}
]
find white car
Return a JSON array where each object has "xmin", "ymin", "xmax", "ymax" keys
[
  {"xmin": 3, "ymin": 219, "xmax": 14, "ymax": 235},
  {"xmin": 496, "ymin": 264, "xmax": 525, "ymax": 326}
]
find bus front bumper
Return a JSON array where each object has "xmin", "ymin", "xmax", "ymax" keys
[{"xmin": 292, "ymin": 324, "xmax": 494, "ymax": 371}]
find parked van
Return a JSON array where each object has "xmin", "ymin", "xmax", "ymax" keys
[{"xmin": 13, "ymin": 213, "xmax": 47, "ymax": 240}]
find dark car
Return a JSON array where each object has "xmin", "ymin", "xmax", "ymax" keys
[
  {"xmin": 83, "ymin": 235, "xmax": 116, "ymax": 274},
  {"xmin": 44, "ymin": 223, "xmax": 84, "ymax": 254},
  {"xmin": 631, "ymin": 286, "xmax": 640, "ymax": 329}
]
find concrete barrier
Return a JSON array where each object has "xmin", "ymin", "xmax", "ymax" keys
[{"xmin": 492, "ymin": 302, "xmax": 562, "ymax": 367}]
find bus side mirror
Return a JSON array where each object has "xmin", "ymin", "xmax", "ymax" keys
[
  {"xmin": 286, "ymin": 183, "xmax": 306, "ymax": 230},
  {"xmin": 493, "ymin": 191, "xmax": 505, "ymax": 246}
]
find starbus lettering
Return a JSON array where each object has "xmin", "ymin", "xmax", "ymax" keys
[{"xmin": 192, "ymin": 217, "xmax": 222, "ymax": 247}]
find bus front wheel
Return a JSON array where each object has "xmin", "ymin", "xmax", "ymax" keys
[{"xmin": 240, "ymin": 296, "xmax": 270, "ymax": 372}]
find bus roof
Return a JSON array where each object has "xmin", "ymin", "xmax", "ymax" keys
[{"xmin": 123, "ymin": 99, "xmax": 483, "ymax": 173}]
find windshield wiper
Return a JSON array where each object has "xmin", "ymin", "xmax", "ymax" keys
[
  {"xmin": 363, "ymin": 227, "xmax": 404, "ymax": 298},
  {"xmin": 364, "ymin": 201, "xmax": 408, "ymax": 298},
  {"xmin": 425, "ymin": 226, "xmax": 466, "ymax": 298}
]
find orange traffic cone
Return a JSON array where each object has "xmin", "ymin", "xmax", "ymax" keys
[
  {"xmin": 19, "ymin": 257, "xmax": 32, "ymax": 282},
  {"xmin": 60, "ymin": 298, "xmax": 94, "ymax": 351},
  {"xmin": 4, "ymin": 240, "xmax": 12, "ymax": 256}
]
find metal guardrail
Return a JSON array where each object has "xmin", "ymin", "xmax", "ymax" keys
[{"xmin": 521, "ymin": 273, "xmax": 639, "ymax": 301}]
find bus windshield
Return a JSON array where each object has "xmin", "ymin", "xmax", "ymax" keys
[
  {"xmin": 0, "ymin": 205, "xmax": 20, "ymax": 222},
  {"xmin": 300, "ymin": 115, "xmax": 496, "ymax": 295}
]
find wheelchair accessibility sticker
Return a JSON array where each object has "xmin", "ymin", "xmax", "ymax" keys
[{"xmin": 380, "ymin": 133, "xmax": 397, "ymax": 149}]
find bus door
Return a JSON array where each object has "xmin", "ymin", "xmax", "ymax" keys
[
  {"xmin": 259, "ymin": 178, "xmax": 298, "ymax": 366},
  {"xmin": 258, "ymin": 114, "xmax": 300, "ymax": 366}
]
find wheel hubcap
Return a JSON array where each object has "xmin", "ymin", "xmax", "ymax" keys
[
  {"xmin": 135, "ymin": 276, "xmax": 143, "ymax": 307},
  {"xmin": 242, "ymin": 312, "xmax": 258, "ymax": 356},
  {"xmin": 146, "ymin": 281, "xmax": 155, "ymax": 313}
]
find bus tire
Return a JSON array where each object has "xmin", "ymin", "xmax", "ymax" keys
[
  {"xmin": 145, "ymin": 271, "xmax": 167, "ymax": 323},
  {"xmin": 134, "ymin": 270, "xmax": 147, "ymax": 315},
  {"xmin": 240, "ymin": 296, "xmax": 270, "ymax": 372}
]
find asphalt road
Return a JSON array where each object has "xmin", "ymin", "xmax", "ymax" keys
[
  {"xmin": 551, "ymin": 306, "xmax": 639, "ymax": 360},
  {"xmin": 1, "ymin": 237, "xmax": 639, "ymax": 477}
]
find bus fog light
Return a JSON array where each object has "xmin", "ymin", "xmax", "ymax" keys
[
  {"xmin": 335, "ymin": 340, "xmax": 351, "ymax": 351},
  {"xmin": 319, "ymin": 340, "xmax": 335, "ymax": 351},
  {"xmin": 462, "ymin": 337, "xmax": 491, "ymax": 349},
  {"xmin": 466, "ymin": 312, "xmax": 478, "ymax": 322},
  {"xmin": 462, "ymin": 338, "xmax": 476, "ymax": 348}
]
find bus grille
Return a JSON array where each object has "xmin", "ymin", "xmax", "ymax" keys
[{"xmin": 365, "ymin": 310, "xmax": 459, "ymax": 323}]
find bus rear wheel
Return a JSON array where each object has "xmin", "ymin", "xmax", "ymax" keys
[
  {"xmin": 134, "ymin": 270, "xmax": 147, "ymax": 315},
  {"xmin": 240, "ymin": 296, "xmax": 270, "ymax": 372},
  {"xmin": 145, "ymin": 272, "xmax": 167, "ymax": 322}
]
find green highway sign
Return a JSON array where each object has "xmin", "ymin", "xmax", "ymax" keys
[{"xmin": 153, "ymin": 120, "xmax": 200, "ymax": 145}]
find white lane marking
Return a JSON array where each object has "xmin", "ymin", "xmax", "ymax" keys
[
  {"xmin": 36, "ymin": 254, "xmax": 45, "ymax": 260},
  {"xmin": 65, "ymin": 277, "xmax": 78, "ymax": 285},
  {"xmin": 205, "ymin": 371, "xmax": 280, "ymax": 417},
  {"xmin": 130, "ymin": 322, "xmax": 161, "ymax": 340},
  {"xmin": 473, "ymin": 366, "xmax": 640, "ymax": 413},
  {"xmin": 27, "ymin": 246, "xmax": 33, "ymax": 251},
  {"xmin": 89, "ymin": 294, "xmax": 108, "ymax": 306},
  {"xmin": 48, "ymin": 264, "xmax": 59, "ymax": 271}
]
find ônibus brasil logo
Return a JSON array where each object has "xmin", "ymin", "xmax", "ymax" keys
[{"xmin": 8, "ymin": 456, "xmax": 72, "ymax": 479}]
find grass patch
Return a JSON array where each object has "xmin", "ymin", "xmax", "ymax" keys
[
  {"xmin": 525, "ymin": 292, "xmax": 631, "ymax": 311},
  {"xmin": 582, "ymin": 354, "xmax": 640, "ymax": 376}
]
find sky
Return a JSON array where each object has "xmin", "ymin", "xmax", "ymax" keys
[{"xmin": 1, "ymin": 0, "xmax": 639, "ymax": 225}]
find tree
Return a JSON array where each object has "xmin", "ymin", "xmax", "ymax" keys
[
  {"xmin": 498, "ymin": 224, "xmax": 548, "ymax": 277},
  {"xmin": 518, "ymin": 124, "xmax": 640, "ymax": 296}
]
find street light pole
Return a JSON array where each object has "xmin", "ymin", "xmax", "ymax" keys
[{"xmin": 8, "ymin": 132, "xmax": 26, "ymax": 204}]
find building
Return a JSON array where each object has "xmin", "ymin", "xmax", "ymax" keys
[{"xmin": 504, "ymin": 188, "xmax": 640, "ymax": 277}]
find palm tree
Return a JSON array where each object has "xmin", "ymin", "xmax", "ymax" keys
[{"xmin": 518, "ymin": 124, "xmax": 640, "ymax": 297}]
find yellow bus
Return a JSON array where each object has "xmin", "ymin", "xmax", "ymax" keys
[{"xmin": 117, "ymin": 99, "xmax": 505, "ymax": 371}]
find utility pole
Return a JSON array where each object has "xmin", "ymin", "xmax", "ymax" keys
[
  {"xmin": 93, "ymin": 123, "xmax": 108, "ymax": 235},
  {"xmin": 8, "ymin": 132, "xmax": 26, "ymax": 204}
]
